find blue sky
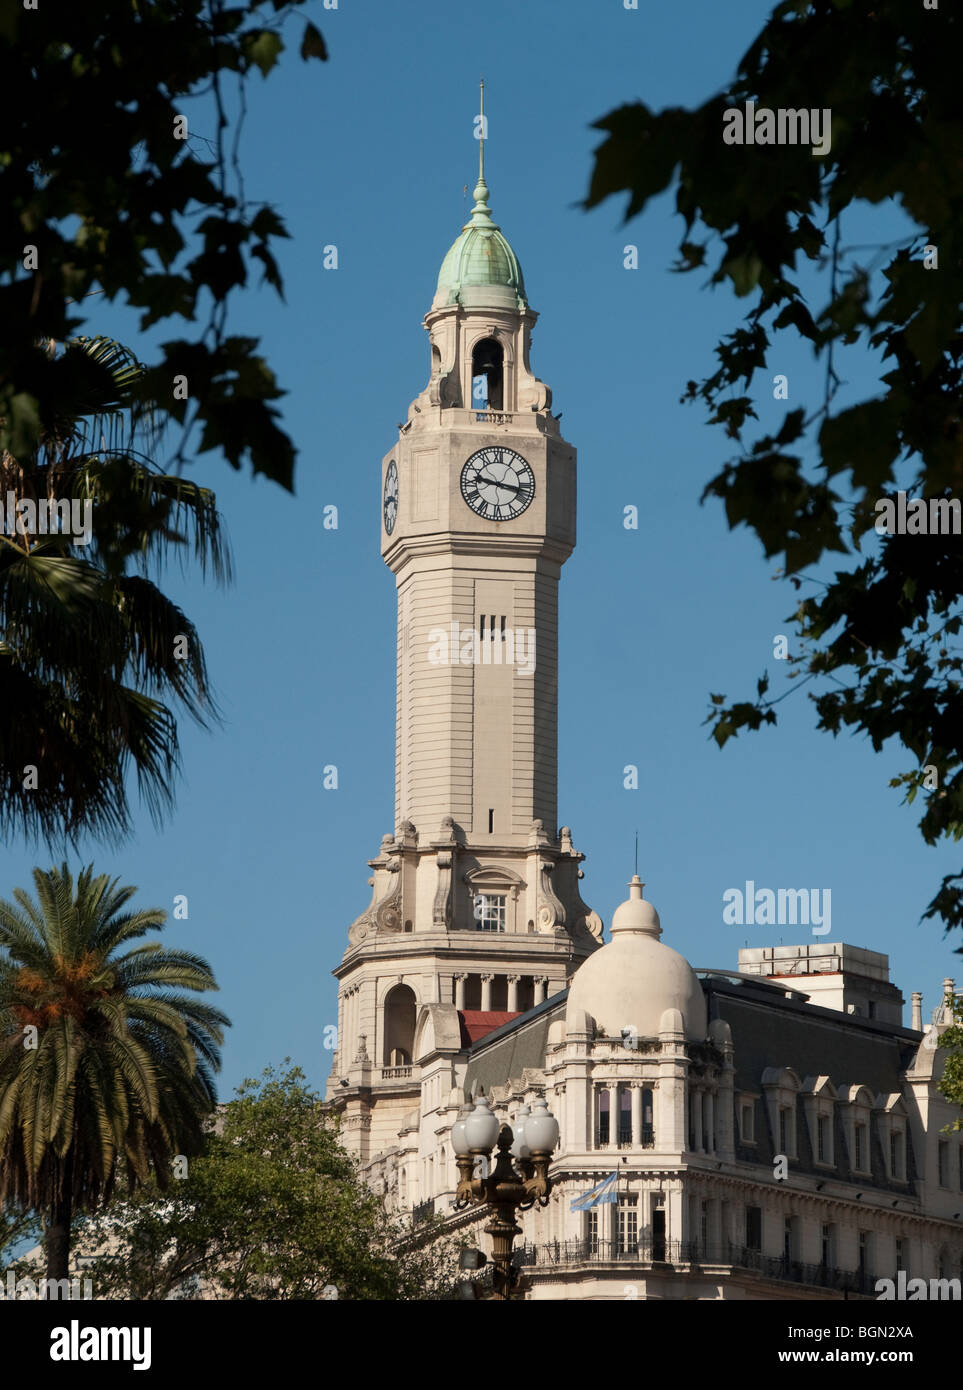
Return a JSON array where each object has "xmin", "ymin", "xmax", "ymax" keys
[{"xmin": 4, "ymin": 0, "xmax": 959, "ymax": 1099}]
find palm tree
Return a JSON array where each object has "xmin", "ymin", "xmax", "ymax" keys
[
  {"xmin": 0, "ymin": 862, "xmax": 229, "ymax": 1280},
  {"xmin": 0, "ymin": 335, "xmax": 232, "ymax": 846}
]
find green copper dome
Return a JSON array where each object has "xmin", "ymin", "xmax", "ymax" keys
[{"xmin": 433, "ymin": 172, "xmax": 527, "ymax": 311}]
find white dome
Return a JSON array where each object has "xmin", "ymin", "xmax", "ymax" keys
[{"xmin": 566, "ymin": 876, "xmax": 707, "ymax": 1042}]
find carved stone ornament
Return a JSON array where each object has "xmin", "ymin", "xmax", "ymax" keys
[
  {"xmin": 433, "ymin": 849, "xmax": 454, "ymax": 927},
  {"xmin": 348, "ymin": 876, "xmax": 403, "ymax": 945},
  {"xmin": 536, "ymin": 860, "xmax": 566, "ymax": 933}
]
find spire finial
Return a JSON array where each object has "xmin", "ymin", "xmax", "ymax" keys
[
  {"xmin": 468, "ymin": 78, "xmax": 495, "ymax": 229},
  {"xmin": 634, "ymin": 829, "xmax": 638, "ymax": 877}
]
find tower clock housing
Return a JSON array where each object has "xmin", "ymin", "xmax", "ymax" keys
[{"xmin": 328, "ymin": 132, "xmax": 601, "ymax": 1168}]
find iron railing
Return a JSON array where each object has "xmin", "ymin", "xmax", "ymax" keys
[
  {"xmin": 412, "ymin": 1198, "xmax": 435, "ymax": 1226},
  {"xmin": 516, "ymin": 1238, "xmax": 879, "ymax": 1294}
]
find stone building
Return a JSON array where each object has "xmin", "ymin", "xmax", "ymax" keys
[{"xmin": 325, "ymin": 121, "xmax": 963, "ymax": 1299}]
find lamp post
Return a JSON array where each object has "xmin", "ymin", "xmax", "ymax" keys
[{"xmin": 452, "ymin": 1095, "xmax": 560, "ymax": 1300}]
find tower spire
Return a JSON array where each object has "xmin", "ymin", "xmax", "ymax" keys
[{"xmin": 470, "ymin": 77, "xmax": 495, "ymax": 229}]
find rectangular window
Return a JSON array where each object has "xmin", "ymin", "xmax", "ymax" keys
[
  {"xmin": 700, "ymin": 1200, "xmax": 709, "ymax": 1252},
  {"xmin": 895, "ymin": 1238, "xmax": 905, "ymax": 1272},
  {"xmin": 855, "ymin": 1122, "xmax": 866, "ymax": 1171},
  {"xmin": 779, "ymin": 1106, "xmax": 791, "ymax": 1154},
  {"xmin": 619, "ymin": 1091, "xmax": 632, "ymax": 1146},
  {"xmin": 741, "ymin": 1102, "xmax": 754, "ymax": 1142},
  {"xmin": 618, "ymin": 1196, "xmax": 638, "ymax": 1255},
  {"xmin": 890, "ymin": 1130, "xmax": 903, "ymax": 1179},
  {"xmin": 641, "ymin": 1087, "xmax": 654, "ymax": 1146},
  {"xmin": 783, "ymin": 1216, "xmax": 794, "ymax": 1261},
  {"xmin": 859, "ymin": 1230, "xmax": 870, "ymax": 1275},
  {"xmin": 586, "ymin": 1208, "xmax": 599, "ymax": 1253},
  {"xmin": 939, "ymin": 1139, "xmax": 949, "ymax": 1187},
  {"xmin": 474, "ymin": 893, "xmax": 506, "ymax": 932},
  {"xmin": 817, "ymin": 1114, "xmax": 828, "ymax": 1161},
  {"xmin": 745, "ymin": 1205, "xmax": 762, "ymax": 1251},
  {"xmin": 821, "ymin": 1224, "xmax": 833, "ymax": 1268},
  {"xmin": 598, "ymin": 1103, "xmax": 610, "ymax": 1147}
]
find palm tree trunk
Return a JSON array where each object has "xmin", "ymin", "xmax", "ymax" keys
[{"xmin": 45, "ymin": 1149, "xmax": 73, "ymax": 1282}]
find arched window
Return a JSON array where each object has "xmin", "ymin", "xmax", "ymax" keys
[
  {"xmin": 383, "ymin": 984, "xmax": 417, "ymax": 1066},
  {"xmin": 471, "ymin": 337, "xmax": 503, "ymax": 410}
]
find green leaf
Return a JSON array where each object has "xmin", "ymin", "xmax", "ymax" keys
[
  {"xmin": 300, "ymin": 21, "xmax": 328, "ymax": 61},
  {"xmin": 245, "ymin": 29, "xmax": 283, "ymax": 77}
]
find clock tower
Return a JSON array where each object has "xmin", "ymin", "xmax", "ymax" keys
[{"xmin": 326, "ymin": 103, "xmax": 602, "ymax": 1160}]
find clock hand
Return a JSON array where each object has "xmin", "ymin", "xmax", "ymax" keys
[{"xmin": 477, "ymin": 471, "xmax": 521, "ymax": 495}]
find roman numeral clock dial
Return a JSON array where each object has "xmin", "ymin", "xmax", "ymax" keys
[
  {"xmin": 383, "ymin": 459, "xmax": 398, "ymax": 535},
  {"xmin": 460, "ymin": 446, "xmax": 535, "ymax": 521}
]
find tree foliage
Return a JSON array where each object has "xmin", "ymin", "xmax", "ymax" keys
[
  {"xmin": 67, "ymin": 1064, "xmax": 461, "ymax": 1300},
  {"xmin": 1, "ymin": 335, "xmax": 231, "ymax": 845},
  {"xmin": 0, "ymin": 863, "xmax": 228, "ymax": 1279},
  {"xmin": 1, "ymin": 0, "xmax": 328, "ymax": 489},
  {"xmin": 587, "ymin": 0, "xmax": 963, "ymax": 933}
]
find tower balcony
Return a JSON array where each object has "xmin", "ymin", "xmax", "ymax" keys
[{"xmin": 401, "ymin": 405, "xmax": 559, "ymax": 437}]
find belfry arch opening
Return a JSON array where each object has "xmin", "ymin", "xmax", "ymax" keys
[
  {"xmin": 383, "ymin": 984, "xmax": 416, "ymax": 1066},
  {"xmin": 471, "ymin": 337, "xmax": 503, "ymax": 410}
]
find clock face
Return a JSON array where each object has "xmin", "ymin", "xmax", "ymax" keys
[
  {"xmin": 383, "ymin": 460, "xmax": 398, "ymax": 534},
  {"xmin": 460, "ymin": 447, "xmax": 535, "ymax": 521}
]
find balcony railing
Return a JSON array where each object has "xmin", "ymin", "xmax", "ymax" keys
[
  {"xmin": 473, "ymin": 411, "xmax": 513, "ymax": 425},
  {"xmin": 600, "ymin": 1128, "xmax": 656, "ymax": 1149},
  {"xmin": 516, "ymin": 1239, "xmax": 879, "ymax": 1294},
  {"xmin": 381, "ymin": 1066, "xmax": 413, "ymax": 1080},
  {"xmin": 412, "ymin": 1199, "xmax": 435, "ymax": 1226}
]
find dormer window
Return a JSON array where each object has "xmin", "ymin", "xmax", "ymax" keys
[
  {"xmin": 877, "ymin": 1094, "xmax": 909, "ymax": 1182},
  {"xmin": 891, "ymin": 1130, "xmax": 904, "ymax": 1180},
  {"xmin": 839, "ymin": 1085, "xmax": 875, "ymax": 1176},
  {"xmin": 761, "ymin": 1068, "xmax": 801, "ymax": 1160},
  {"xmin": 801, "ymin": 1075, "xmax": 837, "ymax": 1168}
]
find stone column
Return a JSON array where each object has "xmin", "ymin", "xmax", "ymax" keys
[
  {"xmin": 631, "ymin": 1084, "xmax": 642, "ymax": 1146},
  {"xmin": 911, "ymin": 992, "xmax": 923, "ymax": 1030},
  {"xmin": 692, "ymin": 1086, "xmax": 703, "ymax": 1153},
  {"xmin": 705, "ymin": 1092, "xmax": 715, "ymax": 1154},
  {"xmin": 610, "ymin": 1084, "xmax": 620, "ymax": 1148},
  {"xmin": 481, "ymin": 974, "xmax": 493, "ymax": 1011},
  {"xmin": 454, "ymin": 974, "xmax": 466, "ymax": 1009},
  {"xmin": 666, "ymin": 1183, "xmax": 684, "ymax": 1252},
  {"xmin": 507, "ymin": 975, "xmax": 520, "ymax": 1011},
  {"xmin": 535, "ymin": 977, "xmax": 548, "ymax": 1004}
]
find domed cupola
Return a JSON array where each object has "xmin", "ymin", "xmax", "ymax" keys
[
  {"xmin": 566, "ymin": 875, "xmax": 707, "ymax": 1042},
  {"xmin": 432, "ymin": 94, "xmax": 526, "ymax": 312}
]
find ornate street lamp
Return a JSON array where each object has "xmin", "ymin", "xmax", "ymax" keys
[{"xmin": 453, "ymin": 1095, "xmax": 560, "ymax": 1300}]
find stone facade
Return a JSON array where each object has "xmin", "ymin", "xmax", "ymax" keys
[{"xmin": 325, "ymin": 138, "xmax": 963, "ymax": 1299}]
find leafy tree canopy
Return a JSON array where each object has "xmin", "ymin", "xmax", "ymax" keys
[
  {"xmin": 1, "ymin": 336, "xmax": 231, "ymax": 844},
  {"xmin": 66, "ymin": 1063, "xmax": 461, "ymax": 1300},
  {"xmin": 1, "ymin": 0, "xmax": 328, "ymax": 489},
  {"xmin": 587, "ymin": 0, "xmax": 963, "ymax": 935}
]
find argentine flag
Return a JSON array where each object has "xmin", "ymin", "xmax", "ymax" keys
[{"xmin": 570, "ymin": 1172, "xmax": 618, "ymax": 1212}]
